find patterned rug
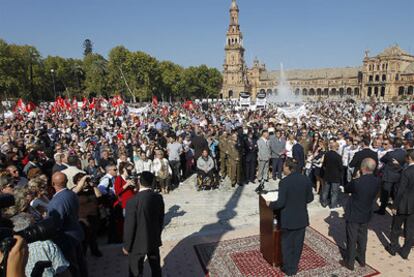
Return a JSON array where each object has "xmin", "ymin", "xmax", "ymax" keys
[{"xmin": 194, "ymin": 227, "xmax": 380, "ymax": 277}]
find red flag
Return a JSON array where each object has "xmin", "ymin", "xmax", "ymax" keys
[
  {"xmin": 64, "ymin": 98, "xmax": 71, "ymax": 111},
  {"xmin": 152, "ymin": 96, "xmax": 158, "ymax": 109},
  {"xmin": 82, "ymin": 97, "xmax": 89, "ymax": 109},
  {"xmin": 183, "ymin": 100, "xmax": 194, "ymax": 110},
  {"xmin": 115, "ymin": 106, "xmax": 122, "ymax": 116},
  {"xmin": 25, "ymin": 102, "xmax": 36, "ymax": 113},
  {"xmin": 14, "ymin": 98, "xmax": 26, "ymax": 112},
  {"xmin": 89, "ymin": 98, "xmax": 96, "ymax": 110}
]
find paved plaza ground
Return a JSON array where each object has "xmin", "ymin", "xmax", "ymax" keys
[{"xmin": 87, "ymin": 176, "xmax": 414, "ymax": 277}]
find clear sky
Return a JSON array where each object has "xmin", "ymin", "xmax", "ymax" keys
[{"xmin": 1, "ymin": 0, "xmax": 413, "ymax": 70}]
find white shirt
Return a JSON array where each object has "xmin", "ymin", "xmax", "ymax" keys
[
  {"xmin": 153, "ymin": 158, "xmax": 172, "ymax": 177},
  {"xmin": 135, "ymin": 159, "xmax": 153, "ymax": 174},
  {"xmin": 285, "ymin": 140, "xmax": 296, "ymax": 158}
]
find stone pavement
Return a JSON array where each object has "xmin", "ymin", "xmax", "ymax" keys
[{"xmin": 87, "ymin": 176, "xmax": 413, "ymax": 277}]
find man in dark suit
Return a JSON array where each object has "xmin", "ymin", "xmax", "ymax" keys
[
  {"xmin": 267, "ymin": 158, "xmax": 314, "ymax": 276},
  {"xmin": 376, "ymin": 138, "xmax": 406, "ymax": 215},
  {"xmin": 349, "ymin": 137, "xmax": 378, "ymax": 174},
  {"xmin": 292, "ymin": 137, "xmax": 305, "ymax": 173},
  {"xmin": 321, "ymin": 141, "xmax": 344, "ymax": 209},
  {"xmin": 123, "ymin": 171, "xmax": 165, "ymax": 277},
  {"xmin": 48, "ymin": 172, "xmax": 87, "ymax": 277},
  {"xmin": 244, "ymin": 131, "xmax": 258, "ymax": 183},
  {"xmin": 341, "ymin": 158, "xmax": 380, "ymax": 271},
  {"xmin": 386, "ymin": 149, "xmax": 414, "ymax": 259}
]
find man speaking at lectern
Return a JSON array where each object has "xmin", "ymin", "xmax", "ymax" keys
[{"xmin": 267, "ymin": 158, "xmax": 314, "ymax": 276}]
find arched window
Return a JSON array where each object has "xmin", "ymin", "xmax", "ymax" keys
[
  {"xmin": 309, "ymin": 88, "xmax": 315, "ymax": 95},
  {"xmin": 368, "ymin": 87, "xmax": 372, "ymax": 97},
  {"xmin": 369, "ymin": 75, "xmax": 373, "ymax": 82},
  {"xmin": 267, "ymin": 89, "xmax": 272, "ymax": 95},
  {"xmin": 330, "ymin": 88, "xmax": 337, "ymax": 95},
  {"xmin": 295, "ymin": 89, "xmax": 300, "ymax": 96},
  {"xmin": 375, "ymin": 75, "xmax": 380, "ymax": 81},
  {"xmin": 396, "ymin": 74, "xmax": 400, "ymax": 81},
  {"xmin": 374, "ymin": 87, "xmax": 379, "ymax": 97},
  {"xmin": 317, "ymin": 88, "xmax": 322, "ymax": 95},
  {"xmin": 354, "ymin": 88, "xmax": 360, "ymax": 96},
  {"xmin": 303, "ymin": 88, "xmax": 308, "ymax": 95},
  {"xmin": 398, "ymin": 86, "xmax": 404, "ymax": 96},
  {"xmin": 339, "ymin": 88, "xmax": 344, "ymax": 96},
  {"xmin": 323, "ymin": 88, "xmax": 329, "ymax": 95},
  {"xmin": 408, "ymin": 86, "xmax": 414, "ymax": 95},
  {"xmin": 382, "ymin": 74, "xmax": 386, "ymax": 81},
  {"xmin": 347, "ymin": 87, "xmax": 352, "ymax": 95},
  {"xmin": 381, "ymin": 87, "xmax": 385, "ymax": 97},
  {"xmin": 228, "ymin": 90, "xmax": 233, "ymax": 98}
]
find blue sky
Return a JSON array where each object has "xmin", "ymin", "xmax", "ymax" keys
[{"xmin": 1, "ymin": 0, "xmax": 413, "ymax": 70}]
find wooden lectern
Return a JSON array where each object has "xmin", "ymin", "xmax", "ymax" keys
[{"xmin": 259, "ymin": 194, "xmax": 282, "ymax": 267}]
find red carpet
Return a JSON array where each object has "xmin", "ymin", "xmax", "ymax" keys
[{"xmin": 194, "ymin": 227, "xmax": 380, "ymax": 277}]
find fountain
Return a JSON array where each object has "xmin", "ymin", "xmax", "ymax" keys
[{"xmin": 267, "ymin": 63, "xmax": 302, "ymax": 104}]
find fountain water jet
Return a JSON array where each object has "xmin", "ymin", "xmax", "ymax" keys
[{"xmin": 267, "ymin": 63, "xmax": 302, "ymax": 104}]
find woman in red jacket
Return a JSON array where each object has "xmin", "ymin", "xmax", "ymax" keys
[{"xmin": 114, "ymin": 162, "xmax": 137, "ymax": 211}]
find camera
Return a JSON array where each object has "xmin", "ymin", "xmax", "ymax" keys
[
  {"xmin": 86, "ymin": 173, "xmax": 104, "ymax": 187},
  {"xmin": 0, "ymin": 195, "xmax": 57, "ymax": 264},
  {"xmin": 0, "ymin": 217, "xmax": 57, "ymax": 251}
]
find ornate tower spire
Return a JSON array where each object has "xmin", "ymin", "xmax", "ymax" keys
[{"xmin": 221, "ymin": 0, "xmax": 249, "ymax": 99}]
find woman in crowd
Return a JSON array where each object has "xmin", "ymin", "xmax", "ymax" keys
[{"xmin": 153, "ymin": 150, "xmax": 172, "ymax": 194}]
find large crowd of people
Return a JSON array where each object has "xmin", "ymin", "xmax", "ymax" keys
[{"xmin": 0, "ymin": 97, "xmax": 413, "ymax": 276}]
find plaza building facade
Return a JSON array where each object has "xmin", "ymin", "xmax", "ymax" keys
[{"xmin": 221, "ymin": 0, "xmax": 414, "ymax": 101}]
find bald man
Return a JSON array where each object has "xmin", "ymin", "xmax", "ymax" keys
[
  {"xmin": 48, "ymin": 172, "xmax": 88, "ymax": 276},
  {"xmin": 341, "ymin": 158, "xmax": 380, "ymax": 271},
  {"xmin": 321, "ymin": 141, "xmax": 344, "ymax": 209}
]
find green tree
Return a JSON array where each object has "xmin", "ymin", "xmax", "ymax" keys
[
  {"xmin": 83, "ymin": 53, "xmax": 108, "ymax": 97},
  {"xmin": 107, "ymin": 45, "xmax": 134, "ymax": 100},
  {"xmin": 179, "ymin": 65, "xmax": 223, "ymax": 99},
  {"xmin": 159, "ymin": 61, "xmax": 183, "ymax": 101}
]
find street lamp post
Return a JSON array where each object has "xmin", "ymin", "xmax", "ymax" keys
[{"xmin": 50, "ymin": 69, "xmax": 56, "ymax": 99}]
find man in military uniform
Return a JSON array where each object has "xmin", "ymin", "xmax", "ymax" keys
[
  {"xmin": 228, "ymin": 133, "xmax": 242, "ymax": 187},
  {"xmin": 219, "ymin": 131, "xmax": 229, "ymax": 179}
]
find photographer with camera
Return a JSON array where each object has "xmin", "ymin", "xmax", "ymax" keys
[
  {"xmin": 72, "ymin": 173, "xmax": 103, "ymax": 258},
  {"xmin": 114, "ymin": 162, "xmax": 137, "ymax": 212},
  {"xmin": 10, "ymin": 213, "xmax": 70, "ymax": 277},
  {"xmin": 98, "ymin": 164, "xmax": 121, "ymax": 243}
]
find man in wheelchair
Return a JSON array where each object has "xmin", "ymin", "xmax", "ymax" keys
[{"xmin": 196, "ymin": 149, "xmax": 219, "ymax": 191}]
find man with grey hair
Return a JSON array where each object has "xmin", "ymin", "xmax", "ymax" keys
[
  {"xmin": 11, "ymin": 213, "xmax": 70, "ymax": 277},
  {"xmin": 340, "ymin": 158, "xmax": 380, "ymax": 271},
  {"xmin": 256, "ymin": 129, "xmax": 271, "ymax": 193}
]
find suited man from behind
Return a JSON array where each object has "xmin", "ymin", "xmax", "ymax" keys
[
  {"xmin": 123, "ymin": 171, "xmax": 165, "ymax": 277},
  {"xmin": 292, "ymin": 135, "xmax": 305, "ymax": 173},
  {"xmin": 349, "ymin": 137, "xmax": 378, "ymax": 175},
  {"xmin": 321, "ymin": 141, "xmax": 344, "ymax": 209},
  {"xmin": 341, "ymin": 158, "xmax": 380, "ymax": 271},
  {"xmin": 376, "ymin": 138, "xmax": 406, "ymax": 215},
  {"xmin": 386, "ymin": 149, "xmax": 414, "ymax": 259},
  {"xmin": 48, "ymin": 172, "xmax": 88, "ymax": 277},
  {"xmin": 267, "ymin": 158, "xmax": 314, "ymax": 276}
]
